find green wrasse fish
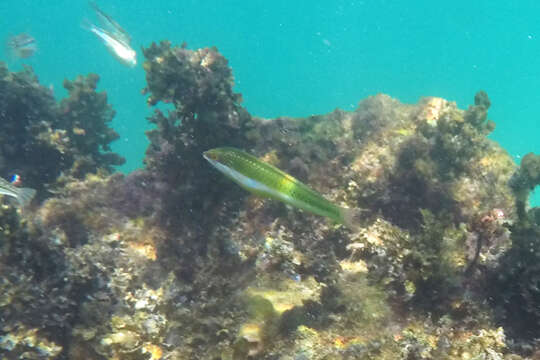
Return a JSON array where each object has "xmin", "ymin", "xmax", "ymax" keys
[
  {"xmin": 203, "ymin": 147, "xmax": 361, "ymax": 228},
  {"xmin": 0, "ymin": 176, "xmax": 36, "ymax": 207}
]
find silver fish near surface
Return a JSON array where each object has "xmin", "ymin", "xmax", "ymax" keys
[
  {"xmin": 83, "ymin": 2, "xmax": 136, "ymax": 67},
  {"xmin": 6, "ymin": 33, "xmax": 37, "ymax": 59},
  {"xmin": 0, "ymin": 177, "xmax": 36, "ymax": 207}
]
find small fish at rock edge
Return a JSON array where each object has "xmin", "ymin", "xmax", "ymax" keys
[{"xmin": 0, "ymin": 176, "xmax": 36, "ymax": 208}]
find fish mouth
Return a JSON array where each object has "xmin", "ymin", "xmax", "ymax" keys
[
  {"xmin": 202, "ymin": 150, "xmax": 218, "ymax": 162},
  {"xmin": 202, "ymin": 152, "xmax": 213, "ymax": 163}
]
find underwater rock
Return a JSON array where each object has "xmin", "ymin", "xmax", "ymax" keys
[
  {"xmin": 242, "ymin": 93, "xmax": 516, "ymax": 232},
  {"xmin": 394, "ymin": 322, "xmax": 509, "ymax": 359},
  {"xmin": 232, "ymin": 275, "xmax": 322, "ymax": 358},
  {"xmin": 0, "ymin": 326, "xmax": 62, "ymax": 358}
]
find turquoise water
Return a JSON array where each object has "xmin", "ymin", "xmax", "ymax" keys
[{"xmin": 2, "ymin": 1, "xmax": 539, "ymax": 205}]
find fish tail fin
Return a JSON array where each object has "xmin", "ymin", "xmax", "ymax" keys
[
  {"xmin": 89, "ymin": 0, "xmax": 106, "ymax": 20},
  {"xmin": 16, "ymin": 187, "xmax": 36, "ymax": 208},
  {"xmin": 339, "ymin": 207, "xmax": 368, "ymax": 230},
  {"xmin": 5, "ymin": 35, "xmax": 21, "ymax": 63},
  {"xmin": 4, "ymin": 41, "xmax": 15, "ymax": 63},
  {"xmin": 88, "ymin": 0, "xmax": 99, "ymax": 12}
]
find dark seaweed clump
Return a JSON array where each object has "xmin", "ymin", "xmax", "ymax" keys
[
  {"xmin": 488, "ymin": 153, "xmax": 540, "ymax": 348},
  {"xmin": 140, "ymin": 41, "xmax": 255, "ymax": 236},
  {"xmin": 0, "ymin": 63, "xmax": 123, "ymax": 196}
]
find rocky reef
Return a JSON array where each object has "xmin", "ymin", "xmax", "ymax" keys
[{"xmin": 1, "ymin": 43, "xmax": 539, "ymax": 359}]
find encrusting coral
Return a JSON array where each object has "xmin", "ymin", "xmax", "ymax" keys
[{"xmin": 1, "ymin": 42, "xmax": 538, "ymax": 359}]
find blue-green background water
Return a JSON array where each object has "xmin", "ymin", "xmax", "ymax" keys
[{"xmin": 2, "ymin": 1, "xmax": 539, "ymax": 205}]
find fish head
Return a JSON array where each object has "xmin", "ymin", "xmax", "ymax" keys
[
  {"xmin": 125, "ymin": 50, "xmax": 137, "ymax": 67},
  {"xmin": 203, "ymin": 148, "xmax": 235, "ymax": 169},
  {"xmin": 117, "ymin": 47, "xmax": 137, "ymax": 67},
  {"xmin": 203, "ymin": 149, "xmax": 220, "ymax": 163},
  {"xmin": 203, "ymin": 148, "xmax": 243, "ymax": 170}
]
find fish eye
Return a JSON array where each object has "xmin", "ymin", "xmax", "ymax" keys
[{"xmin": 204, "ymin": 151, "xmax": 217, "ymax": 160}]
